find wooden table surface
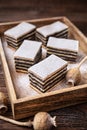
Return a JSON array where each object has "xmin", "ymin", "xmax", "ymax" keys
[{"xmin": 0, "ymin": 0, "xmax": 87, "ymax": 130}]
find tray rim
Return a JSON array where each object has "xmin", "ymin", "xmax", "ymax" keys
[{"xmin": 0, "ymin": 16, "xmax": 87, "ymax": 119}]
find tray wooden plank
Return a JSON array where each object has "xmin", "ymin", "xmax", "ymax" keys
[{"xmin": 0, "ymin": 17, "xmax": 87, "ymax": 120}]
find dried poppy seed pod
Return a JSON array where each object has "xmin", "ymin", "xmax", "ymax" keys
[
  {"xmin": 33, "ymin": 112, "xmax": 57, "ymax": 130},
  {"xmin": 0, "ymin": 92, "xmax": 8, "ymax": 114},
  {"xmin": 66, "ymin": 67, "xmax": 81, "ymax": 86},
  {"xmin": 0, "ymin": 112, "xmax": 57, "ymax": 130},
  {"xmin": 66, "ymin": 56, "xmax": 87, "ymax": 86}
]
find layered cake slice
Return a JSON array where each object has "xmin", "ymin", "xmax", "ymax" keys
[
  {"xmin": 36, "ymin": 21, "xmax": 68, "ymax": 45},
  {"xmin": 28, "ymin": 54, "xmax": 68, "ymax": 92},
  {"xmin": 4, "ymin": 22, "xmax": 36, "ymax": 48},
  {"xmin": 14, "ymin": 40, "xmax": 42, "ymax": 73},
  {"xmin": 47, "ymin": 37, "xmax": 79, "ymax": 61}
]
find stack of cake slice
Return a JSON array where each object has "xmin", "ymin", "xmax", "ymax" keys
[
  {"xmin": 36, "ymin": 21, "xmax": 68, "ymax": 45},
  {"xmin": 47, "ymin": 37, "xmax": 79, "ymax": 61},
  {"xmin": 28, "ymin": 54, "xmax": 68, "ymax": 92},
  {"xmin": 14, "ymin": 40, "xmax": 42, "ymax": 73},
  {"xmin": 4, "ymin": 22, "xmax": 36, "ymax": 49}
]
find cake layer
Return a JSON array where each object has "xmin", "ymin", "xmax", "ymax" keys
[
  {"xmin": 15, "ymin": 48, "xmax": 41, "ymax": 63},
  {"xmin": 29, "ymin": 67, "xmax": 67, "ymax": 88},
  {"xmin": 15, "ymin": 60, "xmax": 34, "ymax": 65},
  {"xmin": 5, "ymin": 30, "xmax": 35, "ymax": 42},
  {"xmin": 47, "ymin": 53, "xmax": 76, "ymax": 61},
  {"xmin": 6, "ymin": 34, "xmax": 35, "ymax": 46},
  {"xmin": 28, "ymin": 54, "xmax": 68, "ymax": 81},
  {"xmin": 4, "ymin": 22, "xmax": 36, "ymax": 40},
  {"xmin": 7, "ymin": 35, "xmax": 35, "ymax": 49},
  {"xmin": 15, "ymin": 67, "xmax": 28, "ymax": 73},
  {"xmin": 15, "ymin": 52, "xmax": 41, "ymax": 68},
  {"xmin": 47, "ymin": 51, "xmax": 77, "ymax": 58},
  {"xmin": 35, "ymin": 37, "xmax": 47, "ymax": 45},
  {"xmin": 16, "ymin": 69, "xmax": 27, "ymax": 73},
  {"xmin": 47, "ymin": 37, "xmax": 79, "ymax": 53},
  {"xmin": 30, "ymin": 74, "xmax": 65, "ymax": 93},
  {"xmin": 29, "ymin": 66, "xmax": 67, "ymax": 85},
  {"xmin": 36, "ymin": 29, "xmax": 68, "ymax": 41},
  {"xmin": 14, "ymin": 40, "xmax": 42, "ymax": 61},
  {"xmin": 7, "ymin": 40, "xmax": 22, "ymax": 47},
  {"xmin": 15, "ymin": 64, "xmax": 31, "ymax": 69},
  {"xmin": 47, "ymin": 47, "xmax": 77, "ymax": 55},
  {"xmin": 7, "ymin": 42, "xmax": 21, "ymax": 49},
  {"xmin": 36, "ymin": 21, "xmax": 68, "ymax": 38},
  {"xmin": 30, "ymin": 71, "xmax": 66, "ymax": 90},
  {"xmin": 47, "ymin": 55, "xmax": 76, "ymax": 61},
  {"xmin": 15, "ymin": 63, "xmax": 32, "ymax": 68}
]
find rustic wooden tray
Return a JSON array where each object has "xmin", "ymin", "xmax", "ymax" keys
[{"xmin": 0, "ymin": 17, "xmax": 87, "ymax": 120}]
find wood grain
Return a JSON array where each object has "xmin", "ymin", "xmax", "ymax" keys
[{"xmin": 0, "ymin": 0, "xmax": 87, "ymax": 130}]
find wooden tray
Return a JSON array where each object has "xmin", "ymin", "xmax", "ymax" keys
[{"xmin": 0, "ymin": 17, "xmax": 87, "ymax": 120}]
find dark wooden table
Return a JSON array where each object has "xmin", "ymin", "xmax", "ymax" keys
[{"xmin": 0, "ymin": 0, "xmax": 87, "ymax": 129}]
